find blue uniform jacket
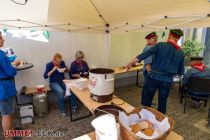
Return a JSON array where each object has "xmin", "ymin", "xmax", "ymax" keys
[
  {"xmin": 143, "ymin": 45, "xmax": 153, "ymax": 71},
  {"xmin": 44, "ymin": 61, "xmax": 67, "ymax": 83},
  {"xmin": 137, "ymin": 42, "xmax": 185, "ymax": 83},
  {"xmin": 183, "ymin": 66, "xmax": 210, "ymax": 96},
  {"xmin": 0, "ymin": 50, "xmax": 17, "ymax": 101},
  {"xmin": 69, "ymin": 60, "xmax": 89, "ymax": 79}
]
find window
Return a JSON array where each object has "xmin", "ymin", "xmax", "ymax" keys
[
  {"xmin": 0, "ymin": 29, "xmax": 49, "ymax": 42},
  {"xmin": 204, "ymin": 28, "xmax": 210, "ymax": 66},
  {"xmin": 192, "ymin": 28, "xmax": 198, "ymax": 41}
]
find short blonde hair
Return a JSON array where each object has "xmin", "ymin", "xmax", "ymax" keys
[
  {"xmin": 75, "ymin": 51, "xmax": 85, "ymax": 59},
  {"xmin": 54, "ymin": 53, "xmax": 62, "ymax": 59}
]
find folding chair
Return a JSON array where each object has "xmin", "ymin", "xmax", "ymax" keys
[{"xmin": 180, "ymin": 77, "xmax": 210, "ymax": 113}]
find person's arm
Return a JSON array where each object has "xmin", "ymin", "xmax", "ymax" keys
[
  {"xmin": 0, "ymin": 53, "xmax": 17, "ymax": 77},
  {"xmin": 125, "ymin": 44, "xmax": 158, "ymax": 70},
  {"xmin": 69, "ymin": 62, "xmax": 80, "ymax": 79},
  {"xmin": 47, "ymin": 67, "xmax": 58, "ymax": 77},
  {"xmin": 44, "ymin": 63, "xmax": 57, "ymax": 79},
  {"xmin": 178, "ymin": 55, "xmax": 185, "ymax": 76},
  {"xmin": 136, "ymin": 43, "xmax": 158, "ymax": 62},
  {"xmin": 12, "ymin": 59, "xmax": 21, "ymax": 67},
  {"xmin": 124, "ymin": 58, "xmax": 139, "ymax": 70},
  {"xmin": 145, "ymin": 64, "xmax": 151, "ymax": 73},
  {"xmin": 183, "ymin": 69, "xmax": 192, "ymax": 85},
  {"xmin": 143, "ymin": 46, "xmax": 153, "ymax": 73},
  {"xmin": 61, "ymin": 61, "xmax": 68, "ymax": 72},
  {"xmin": 72, "ymin": 74, "xmax": 80, "ymax": 78}
]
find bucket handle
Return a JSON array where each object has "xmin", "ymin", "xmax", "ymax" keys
[
  {"xmin": 104, "ymin": 74, "xmax": 114, "ymax": 82},
  {"xmin": 93, "ymin": 108, "xmax": 119, "ymax": 118},
  {"xmin": 105, "ymin": 78, "xmax": 114, "ymax": 82}
]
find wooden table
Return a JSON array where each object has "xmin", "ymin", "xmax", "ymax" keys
[
  {"xmin": 113, "ymin": 65, "xmax": 143, "ymax": 75},
  {"xmin": 113, "ymin": 64, "xmax": 143, "ymax": 87},
  {"xmin": 16, "ymin": 63, "xmax": 33, "ymax": 71},
  {"xmin": 73, "ymin": 131, "xmax": 184, "ymax": 140},
  {"xmin": 71, "ymin": 87, "xmax": 135, "ymax": 114},
  {"xmin": 71, "ymin": 87, "xmax": 184, "ymax": 140},
  {"xmin": 70, "ymin": 87, "xmax": 135, "ymax": 121}
]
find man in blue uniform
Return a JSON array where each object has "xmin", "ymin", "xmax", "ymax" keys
[
  {"xmin": 141, "ymin": 32, "xmax": 158, "ymax": 105},
  {"xmin": 125, "ymin": 29, "xmax": 185, "ymax": 114},
  {"xmin": 183, "ymin": 56, "xmax": 210, "ymax": 108},
  {"xmin": 0, "ymin": 31, "xmax": 20, "ymax": 137}
]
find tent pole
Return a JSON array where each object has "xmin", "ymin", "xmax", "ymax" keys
[
  {"xmin": 104, "ymin": 33, "xmax": 110, "ymax": 67},
  {"xmin": 104, "ymin": 25, "xmax": 110, "ymax": 67},
  {"xmin": 143, "ymin": 25, "xmax": 165, "ymax": 29},
  {"xmin": 168, "ymin": 16, "xmax": 207, "ymax": 28},
  {"xmin": 167, "ymin": 15, "xmax": 207, "ymax": 19},
  {"xmin": 0, "ymin": 23, "xmax": 18, "ymax": 29},
  {"xmin": 143, "ymin": 17, "xmax": 165, "ymax": 26}
]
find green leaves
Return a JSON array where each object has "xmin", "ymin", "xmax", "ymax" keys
[{"xmin": 181, "ymin": 39, "xmax": 204, "ymax": 63}]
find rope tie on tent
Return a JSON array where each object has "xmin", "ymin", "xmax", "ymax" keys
[{"xmin": 11, "ymin": 0, "xmax": 29, "ymax": 5}]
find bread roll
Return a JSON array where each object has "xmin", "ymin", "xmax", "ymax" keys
[
  {"xmin": 143, "ymin": 128, "xmax": 154, "ymax": 136},
  {"xmin": 138, "ymin": 120, "xmax": 153, "ymax": 130},
  {"xmin": 130, "ymin": 120, "xmax": 153, "ymax": 133},
  {"xmin": 130, "ymin": 123, "xmax": 141, "ymax": 133}
]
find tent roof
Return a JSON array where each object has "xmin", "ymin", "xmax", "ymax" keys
[{"xmin": 1, "ymin": 0, "xmax": 210, "ymax": 33}]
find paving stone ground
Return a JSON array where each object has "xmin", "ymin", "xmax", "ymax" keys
[{"xmin": 1, "ymin": 84, "xmax": 210, "ymax": 140}]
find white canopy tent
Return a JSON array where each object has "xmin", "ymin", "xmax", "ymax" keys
[
  {"xmin": 0, "ymin": 0, "xmax": 210, "ymax": 33},
  {"xmin": 1, "ymin": 0, "xmax": 210, "ymax": 89}
]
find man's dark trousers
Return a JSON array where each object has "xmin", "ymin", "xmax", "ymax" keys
[{"xmin": 144, "ymin": 76, "xmax": 172, "ymax": 114}]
